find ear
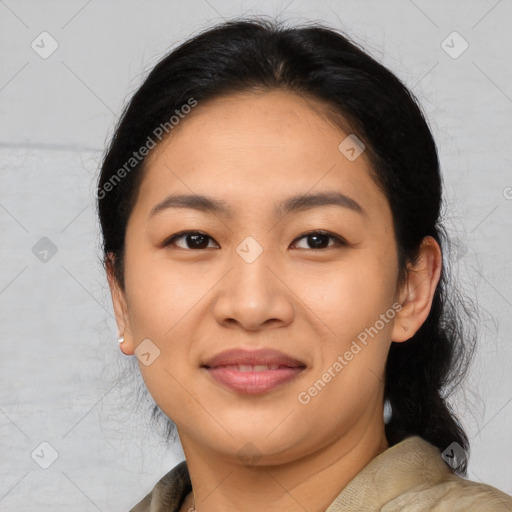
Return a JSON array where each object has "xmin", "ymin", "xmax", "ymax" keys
[
  {"xmin": 106, "ymin": 253, "xmax": 134, "ymax": 355},
  {"xmin": 391, "ymin": 236, "xmax": 442, "ymax": 343}
]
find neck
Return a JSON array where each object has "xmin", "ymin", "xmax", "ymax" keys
[{"xmin": 179, "ymin": 420, "xmax": 388, "ymax": 512}]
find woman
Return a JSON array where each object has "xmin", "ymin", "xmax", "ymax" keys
[{"xmin": 97, "ymin": 17, "xmax": 512, "ymax": 512}]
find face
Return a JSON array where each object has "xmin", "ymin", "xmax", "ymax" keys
[{"xmin": 111, "ymin": 89, "xmax": 405, "ymax": 465}]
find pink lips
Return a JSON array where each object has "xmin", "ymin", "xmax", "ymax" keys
[{"xmin": 202, "ymin": 348, "xmax": 306, "ymax": 395}]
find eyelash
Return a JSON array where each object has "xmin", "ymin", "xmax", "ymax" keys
[{"xmin": 162, "ymin": 230, "xmax": 347, "ymax": 251}]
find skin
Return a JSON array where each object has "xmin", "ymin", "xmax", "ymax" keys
[{"xmin": 107, "ymin": 89, "xmax": 442, "ymax": 512}]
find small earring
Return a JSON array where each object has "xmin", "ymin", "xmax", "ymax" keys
[{"xmin": 118, "ymin": 336, "xmax": 125, "ymax": 344}]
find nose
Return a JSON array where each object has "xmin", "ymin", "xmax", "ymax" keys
[{"xmin": 212, "ymin": 245, "xmax": 294, "ymax": 332}]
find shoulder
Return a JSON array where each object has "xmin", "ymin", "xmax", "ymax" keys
[
  {"xmin": 394, "ymin": 436, "xmax": 511, "ymax": 510},
  {"xmin": 129, "ymin": 460, "xmax": 191, "ymax": 512},
  {"xmin": 327, "ymin": 436, "xmax": 512, "ymax": 512},
  {"xmin": 386, "ymin": 472, "xmax": 512, "ymax": 511}
]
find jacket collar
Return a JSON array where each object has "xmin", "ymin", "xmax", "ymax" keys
[{"xmin": 132, "ymin": 436, "xmax": 453, "ymax": 512}]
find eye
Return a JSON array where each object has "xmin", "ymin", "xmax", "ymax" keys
[
  {"xmin": 163, "ymin": 231, "xmax": 219, "ymax": 250},
  {"xmin": 291, "ymin": 230, "xmax": 347, "ymax": 250},
  {"xmin": 162, "ymin": 230, "xmax": 347, "ymax": 251}
]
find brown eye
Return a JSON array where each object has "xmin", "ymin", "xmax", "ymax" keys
[
  {"xmin": 163, "ymin": 230, "xmax": 346, "ymax": 251},
  {"xmin": 164, "ymin": 231, "xmax": 218, "ymax": 250},
  {"xmin": 292, "ymin": 231, "xmax": 346, "ymax": 250}
]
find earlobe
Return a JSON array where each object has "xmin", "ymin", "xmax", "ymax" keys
[
  {"xmin": 106, "ymin": 254, "xmax": 134, "ymax": 355},
  {"xmin": 391, "ymin": 236, "xmax": 442, "ymax": 343}
]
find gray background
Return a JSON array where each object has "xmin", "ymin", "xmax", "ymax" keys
[{"xmin": 1, "ymin": 0, "xmax": 511, "ymax": 510}]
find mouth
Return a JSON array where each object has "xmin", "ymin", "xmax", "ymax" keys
[
  {"xmin": 201, "ymin": 348, "xmax": 307, "ymax": 395},
  {"xmin": 209, "ymin": 363, "xmax": 298, "ymax": 371}
]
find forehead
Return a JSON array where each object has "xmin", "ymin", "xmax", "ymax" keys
[
  {"xmin": 136, "ymin": 90, "xmax": 388, "ymax": 219},
  {"xmin": 147, "ymin": 89, "xmax": 356, "ymax": 164}
]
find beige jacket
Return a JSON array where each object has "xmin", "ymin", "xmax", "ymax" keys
[{"xmin": 130, "ymin": 436, "xmax": 512, "ymax": 511}]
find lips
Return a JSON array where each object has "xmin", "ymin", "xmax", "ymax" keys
[
  {"xmin": 202, "ymin": 348, "xmax": 306, "ymax": 369},
  {"xmin": 215, "ymin": 363, "xmax": 285, "ymax": 371},
  {"xmin": 201, "ymin": 348, "xmax": 307, "ymax": 394}
]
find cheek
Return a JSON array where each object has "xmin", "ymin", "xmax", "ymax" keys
[
  {"xmin": 299, "ymin": 252, "xmax": 397, "ymax": 337},
  {"xmin": 124, "ymin": 258, "xmax": 200, "ymax": 412},
  {"xmin": 123, "ymin": 249, "xmax": 200, "ymax": 340},
  {"xmin": 295, "ymin": 256, "xmax": 396, "ymax": 419}
]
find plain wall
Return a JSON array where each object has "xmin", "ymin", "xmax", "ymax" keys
[{"xmin": 1, "ymin": 1, "xmax": 511, "ymax": 510}]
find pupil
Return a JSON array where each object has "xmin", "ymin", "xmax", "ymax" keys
[
  {"xmin": 309, "ymin": 234, "xmax": 328, "ymax": 249},
  {"xmin": 188, "ymin": 233, "xmax": 209, "ymax": 249}
]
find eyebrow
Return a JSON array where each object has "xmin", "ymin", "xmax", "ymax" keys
[{"xmin": 149, "ymin": 190, "xmax": 365, "ymax": 219}]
